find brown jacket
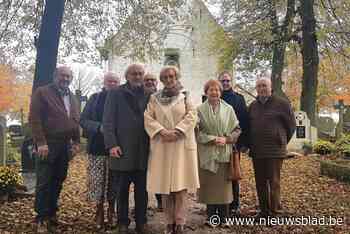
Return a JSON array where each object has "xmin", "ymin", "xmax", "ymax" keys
[
  {"xmin": 29, "ymin": 83, "xmax": 80, "ymax": 146},
  {"xmin": 248, "ymin": 95, "xmax": 296, "ymax": 159}
]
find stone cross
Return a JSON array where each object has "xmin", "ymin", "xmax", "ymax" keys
[{"xmin": 334, "ymin": 99, "xmax": 350, "ymax": 138}]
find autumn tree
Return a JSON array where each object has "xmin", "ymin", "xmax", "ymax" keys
[
  {"xmin": 0, "ymin": 65, "xmax": 15, "ymax": 112},
  {"xmin": 284, "ymin": 49, "xmax": 350, "ymax": 113},
  {"xmin": 0, "ymin": 0, "xmax": 188, "ymax": 72},
  {"xmin": 0, "ymin": 64, "xmax": 32, "ymax": 119}
]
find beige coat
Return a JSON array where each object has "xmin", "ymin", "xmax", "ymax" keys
[{"xmin": 144, "ymin": 93, "xmax": 200, "ymax": 194}]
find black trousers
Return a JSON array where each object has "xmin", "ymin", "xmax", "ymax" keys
[
  {"xmin": 34, "ymin": 141, "xmax": 69, "ymax": 222},
  {"xmin": 116, "ymin": 170, "xmax": 148, "ymax": 227}
]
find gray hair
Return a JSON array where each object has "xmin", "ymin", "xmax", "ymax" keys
[
  {"xmin": 124, "ymin": 63, "xmax": 145, "ymax": 78},
  {"xmin": 104, "ymin": 72, "xmax": 120, "ymax": 81},
  {"xmin": 53, "ymin": 65, "xmax": 72, "ymax": 79}
]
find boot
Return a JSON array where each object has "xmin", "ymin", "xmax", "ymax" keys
[
  {"xmin": 107, "ymin": 200, "xmax": 117, "ymax": 227},
  {"xmin": 95, "ymin": 202, "xmax": 104, "ymax": 230}
]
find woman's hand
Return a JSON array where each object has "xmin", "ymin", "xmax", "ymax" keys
[
  {"xmin": 160, "ymin": 129, "xmax": 180, "ymax": 142},
  {"xmin": 215, "ymin": 137, "xmax": 226, "ymax": 146}
]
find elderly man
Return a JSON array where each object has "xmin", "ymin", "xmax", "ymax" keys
[
  {"xmin": 143, "ymin": 73, "xmax": 158, "ymax": 95},
  {"xmin": 29, "ymin": 66, "xmax": 80, "ymax": 233},
  {"xmin": 80, "ymin": 72, "xmax": 120, "ymax": 229},
  {"xmin": 103, "ymin": 64, "xmax": 150, "ymax": 234},
  {"xmin": 248, "ymin": 77, "xmax": 296, "ymax": 218},
  {"xmin": 218, "ymin": 71, "xmax": 249, "ymax": 216}
]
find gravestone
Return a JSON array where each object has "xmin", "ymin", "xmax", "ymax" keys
[
  {"xmin": 0, "ymin": 116, "xmax": 7, "ymax": 166},
  {"xmin": 317, "ymin": 116, "xmax": 336, "ymax": 138},
  {"xmin": 288, "ymin": 111, "xmax": 318, "ymax": 151}
]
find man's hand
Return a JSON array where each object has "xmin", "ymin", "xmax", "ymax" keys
[
  {"xmin": 37, "ymin": 145, "xmax": 49, "ymax": 159},
  {"xmin": 72, "ymin": 143, "xmax": 80, "ymax": 156},
  {"xmin": 110, "ymin": 146, "xmax": 123, "ymax": 158}
]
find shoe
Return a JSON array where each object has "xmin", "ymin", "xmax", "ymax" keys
[
  {"xmin": 164, "ymin": 224, "xmax": 175, "ymax": 234},
  {"xmin": 231, "ymin": 208, "xmax": 241, "ymax": 217},
  {"xmin": 220, "ymin": 221, "xmax": 231, "ymax": 229},
  {"xmin": 95, "ymin": 204, "xmax": 104, "ymax": 230},
  {"xmin": 49, "ymin": 214, "xmax": 59, "ymax": 226},
  {"xmin": 107, "ymin": 206, "xmax": 117, "ymax": 227},
  {"xmin": 36, "ymin": 220, "xmax": 49, "ymax": 233},
  {"xmin": 156, "ymin": 201, "xmax": 163, "ymax": 212},
  {"xmin": 253, "ymin": 211, "xmax": 270, "ymax": 223},
  {"xmin": 118, "ymin": 224, "xmax": 129, "ymax": 234},
  {"xmin": 136, "ymin": 224, "xmax": 150, "ymax": 234},
  {"xmin": 174, "ymin": 225, "xmax": 185, "ymax": 234}
]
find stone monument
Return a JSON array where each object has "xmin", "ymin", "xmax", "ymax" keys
[{"xmin": 288, "ymin": 111, "xmax": 318, "ymax": 151}]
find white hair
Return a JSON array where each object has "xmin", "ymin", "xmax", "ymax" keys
[
  {"xmin": 124, "ymin": 63, "xmax": 145, "ymax": 78},
  {"xmin": 104, "ymin": 72, "xmax": 120, "ymax": 81}
]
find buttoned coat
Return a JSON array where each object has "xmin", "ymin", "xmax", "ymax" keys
[{"xmin": 144, "ymin": 92, "xmax": 200, "ymax": 194}]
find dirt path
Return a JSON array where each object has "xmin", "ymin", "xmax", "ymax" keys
[{"xmin": 0, "ymin": 154, "xmax": 349, "ymax": 233}]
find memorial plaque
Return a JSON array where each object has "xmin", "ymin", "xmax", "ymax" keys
[{"xmin": 296, "ymin": 126, "xmax": 306, "ymax": 138}]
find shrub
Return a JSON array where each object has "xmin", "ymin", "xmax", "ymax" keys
[
  {"xmin": 313, "ymin": 140, "xmax": 335, "ymax": 155},
  {"xmin": 0, "ymin": 166, "xmax": 22, "ymax": 195},
  {"xmin": 302, "ymin": 141, "xmax": 313, "ymax": 155},
  {"xmin": 335, "ymin": 134, "xmax": 350, "ymax": 155},
  {"xmin": 7, "ymin": 147, "xmax": 21, "ymax": 162}
]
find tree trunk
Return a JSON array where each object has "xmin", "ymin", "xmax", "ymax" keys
[
  {"xmin": 300, "ymin": 0, "xmax": 319, "ymax": 126},
  {"xmin": 271, "ymin": 42, "xmax": 289, "ymax": 100},
  {"xmin": 32, "ymin": 0, "xmax": 65, "ymax": 91},
  {"xmin": 269, "ymin": 0, "xmax": 295, "ymax": 101}
]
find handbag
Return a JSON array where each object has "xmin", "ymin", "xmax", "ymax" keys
[{"xmin": 228, "ymin": 151, "xmax": 242, "ymax": 181}]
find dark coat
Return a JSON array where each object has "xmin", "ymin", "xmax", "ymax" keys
[
  {"xmin": 29, "ymin": 83, "xmax": 80, "ymax": 146},
  {"xmin": 221, "ymin": 89, "xmax": 250, "ymax": 149},
  {"xmin": 80, "ymin": 90, "xmax": 108, "ymax": 155},
  {"xmin": 248, "ymin": 95, "xmax": 296, "ymax": 159},
  {"xmin": 103, "ymin": 83, "xmax": 150, "ymax": 171}
]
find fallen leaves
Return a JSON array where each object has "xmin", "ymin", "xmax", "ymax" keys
[{"xmin": 0, "ymin": 154, "xmax": 349, "ymax": 233}]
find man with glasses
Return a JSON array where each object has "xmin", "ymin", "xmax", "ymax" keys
[
  {"xmin": 103, "ymin": 64, "xmax": 150, "ymax": 234},
  {"xmin": 218, "ymin": 71, "xmax": 249, "ymax": 217}
]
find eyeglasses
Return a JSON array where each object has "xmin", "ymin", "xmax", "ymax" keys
[{"xmin": 220, "ymin": 79, "xmax": 231, "ymax": 83}]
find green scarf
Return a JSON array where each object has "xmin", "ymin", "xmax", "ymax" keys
[{"xmin": 197, "ymin": 100, "xmax": 239, "ymax": 173}]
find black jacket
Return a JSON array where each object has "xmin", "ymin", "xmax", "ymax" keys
[
  {"xmin": 103, "ymin": 83, "xmax": 150, "ymax": 171},
  {"xmin": 221, "ymin": 89, "xmax": 250, "ymax": 149},
  {"xmin": 80, "ymin": 90, "xmax": 108, "ymax": 155}
]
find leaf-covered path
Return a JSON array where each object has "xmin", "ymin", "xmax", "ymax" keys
[{"xmin": 0, "ymin": 154, "xmax": 349, "ymax": 233}]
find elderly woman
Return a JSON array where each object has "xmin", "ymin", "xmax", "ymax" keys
[
  {"xmin": 144, "ymin": 66, "xmax": 200, "ymax": 234},
  {"xmin": 80, "ymin": 72, "xmax": 120, "ymax": 230},
  {"xmin": 197, "ymin": 79, "xmax": 240, "ymax": 226}
]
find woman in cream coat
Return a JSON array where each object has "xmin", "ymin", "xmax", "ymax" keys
[{"xmin": 144, "ymin": 66, "xmax": 199, "ymax": 234}]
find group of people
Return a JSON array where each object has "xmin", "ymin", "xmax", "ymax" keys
[{"xmin": 29, "ymin": 64, "xmax": 296, "ymax": 234}]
